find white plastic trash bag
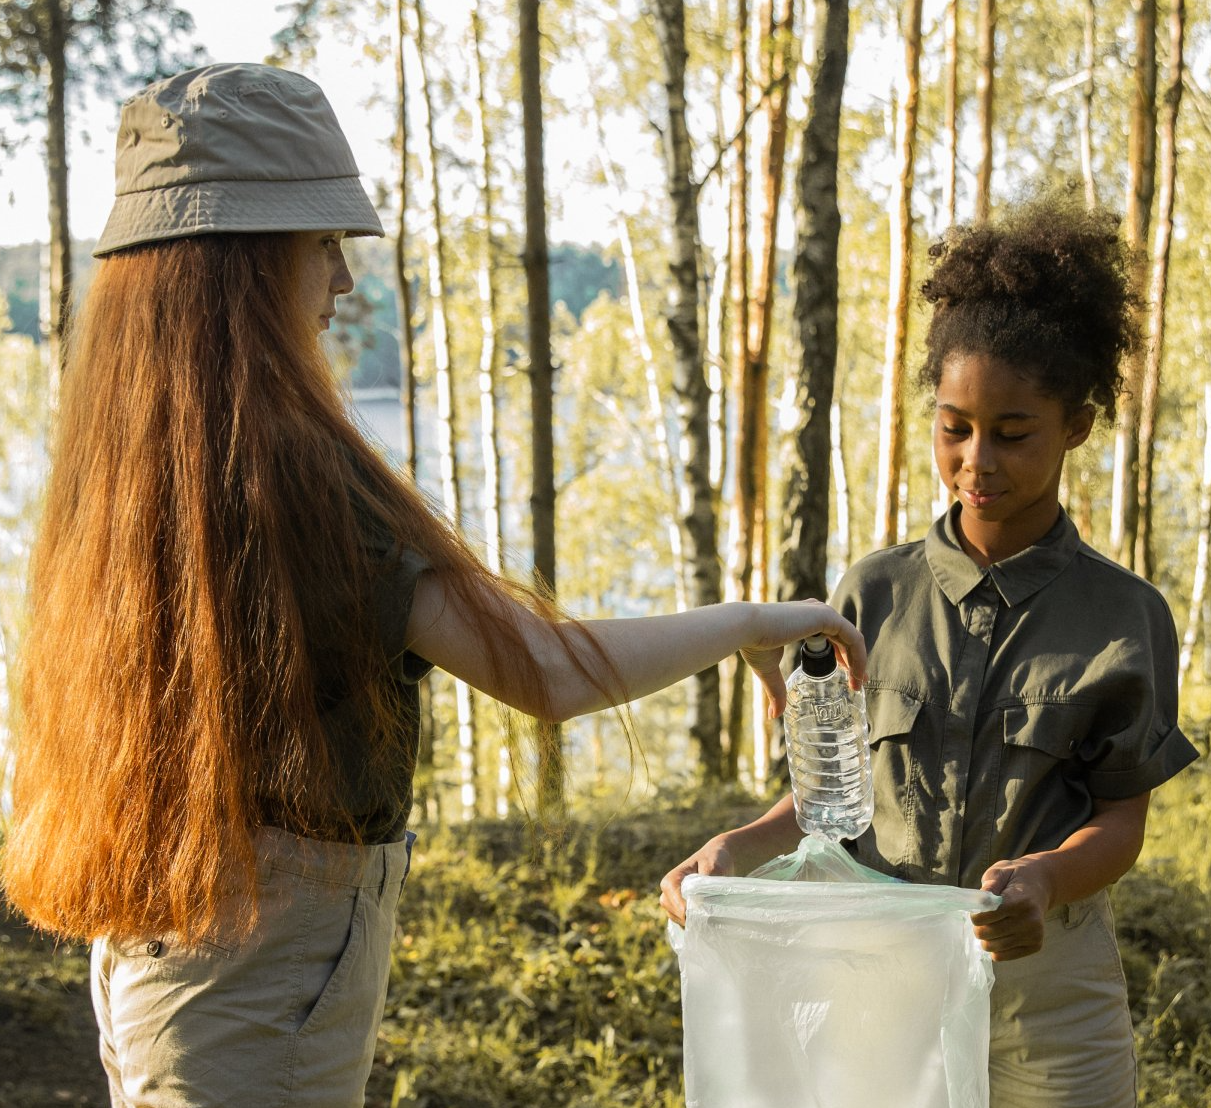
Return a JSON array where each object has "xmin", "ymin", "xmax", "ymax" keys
[{"xmin": 669, "ymin": 837, "xmax": 999, "ymax": 1108}]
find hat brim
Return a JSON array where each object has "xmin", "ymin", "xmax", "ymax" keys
[{"xmin": 94, "ymin": 176, "xmax": 384, "ymax": 257}]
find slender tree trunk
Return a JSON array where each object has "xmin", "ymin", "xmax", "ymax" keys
[
  {"xmin": 41, "ymin": 0, "xmax": 71, "ymax": 384},
  {"xmin": 1111, "ymin": 0, "xmax": 1157, "ymax": 569},
  {"xmin": 1135, "ymin": 0, "xmax": 1183, "ymax": 581},
  {"xmin": 746, "ymin": 0, "xmax": 795, "ymax": 790},
  {"xmin": 1180, "ymin": 385, "xmax": 1211, "ymax": 690},
  {"xmin": 520, "ymin": 0, "xmax": 557, "ymax": 598},
  {"xmin": 414, "ymin": 0, "xmax": 477, "ymax": 819},
  {"xmin": 1079, "ymin": 0, "xmax": 1098, "ymax": 209},
  {"xmin": 781, "ymin": 0, "xmax": 849, "ymax": 604},
  {"xmin": 519, "ymin": 0, "xmax": 563, "ymax": 818},
  {"xmin": 723, "ymin": 0, "xmax": 751, "ymax": 781},
  {"xmin": 470, "ymin": 2, "xmax": 509, "ymax": 818},
  {"xmin": 393, "ymin": 0, "xmax": 419, "ymax": 476},
  {"xmin": 830, "ymin": 394, "xmax": 851, "ymax": 570},
  {"xmin": 873, "ymin": 0, "xmax": 922, "ymax": 550},
  {"xmin": 943, "ymin": 0, "xmax": 958, "ymax": 227},
  {"xmin": 707, "ymin": 247, "xmax": 729, "ymax": 497},
  {"xmin": 651, "ymin": 0, "xmax": 725, "ymax": 778},
  {"xmin": 975, "ymin": 0, "xmax": 995, "ymax": 220}
]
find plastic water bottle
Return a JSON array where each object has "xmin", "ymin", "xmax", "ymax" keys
[{"xmin": 784, "ymin": 635, "xmax": 873, "ymax": 841}]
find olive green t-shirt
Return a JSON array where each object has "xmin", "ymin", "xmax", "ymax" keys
[
  {"xmin": 833, "ymin": 505, "xmax": 1197, "ymax": 889},
  {"xmin": 313, "ymin": 547, "xmax": 433, "ymax": 844}
]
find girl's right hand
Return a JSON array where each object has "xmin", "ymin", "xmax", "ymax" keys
[{"xmin": 659, "ymin": 836, "xmax": 737, "ymax": 927}]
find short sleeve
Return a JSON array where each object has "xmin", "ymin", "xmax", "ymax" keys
[
  {"xmin": 1078, "ymin": 583, "xmax": 1198, "ymax": 798},
  {"xmin": 370, "ymin": 547, "xmax": 434, "ymax": 685}
]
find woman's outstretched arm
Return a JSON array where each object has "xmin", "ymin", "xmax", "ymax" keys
[{"xmin": 405, "ymin": 574, "xmax": 865, "ymax": 723}]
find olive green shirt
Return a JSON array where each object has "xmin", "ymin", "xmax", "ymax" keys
[{"xmin": 833, "ymin": 505, "xmax": 1197, "ymax": 890}]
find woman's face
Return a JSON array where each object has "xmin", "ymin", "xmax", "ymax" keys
[
  {"xmin": 293, "ymin": 230, "xmax": 354, "ymax": 331},
  {"xmin": 933, "ymin": 350, "xmax": 1094, "ymax": 565}
]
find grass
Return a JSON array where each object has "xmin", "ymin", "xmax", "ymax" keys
[
  {"xmin": 379, "ymin": 762, "xmax": 1211, "ymax": 1108},
  {"xmin": 2, "ymin": 765, "xmax": 1210, "ymax": 1107}
]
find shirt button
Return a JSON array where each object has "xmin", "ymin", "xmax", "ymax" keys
[{"xmin": 146, "ymin": 940, "xmax": 163, "ymax": 957}]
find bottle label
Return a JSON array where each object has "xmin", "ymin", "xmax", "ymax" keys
[{"xmin": 812, "ymin": 698, "xmax": 849, "ymax": 726}]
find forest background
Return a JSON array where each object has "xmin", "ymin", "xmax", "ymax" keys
[{"xmin": 3, "ymin": 0, "xmax": 1211, "ymax": 1104}]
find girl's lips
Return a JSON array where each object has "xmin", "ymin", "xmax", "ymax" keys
[{"xmin": 962, "ymin": 488, "xmax": 1002, "ymax": 508}]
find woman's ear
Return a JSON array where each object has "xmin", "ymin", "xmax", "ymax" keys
[{"xmin": 1065, "ymin": 404, "xmax": 1095, "ymax": 449}]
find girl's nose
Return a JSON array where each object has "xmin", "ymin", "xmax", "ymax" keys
[
  {"xmin": 332, "ymin": 257, "xmax": 354, "ymax": 297},
  {"xmin": 963, "ymin": 433, "xmax": 996, "ymax": 473}
]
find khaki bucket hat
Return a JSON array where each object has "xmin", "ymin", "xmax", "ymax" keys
[{"xmin": 94, "ymin": 62, "xmax": 384, "ymax": 256}]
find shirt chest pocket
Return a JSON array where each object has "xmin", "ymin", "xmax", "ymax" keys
[
  {"xmin": 1001, "ymin": 702, "xmax": 1094, "ymax": 761},
  {"xmin": 865, "ymin": 687, "xmax": 928, "ymax": 802},
  {"xmin": 867, "ymin": 686, "xmax": 926, "ymax": 746}
]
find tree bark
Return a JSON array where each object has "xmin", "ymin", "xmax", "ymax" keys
[
  {"xmin": 1135, "ymin": 0, "xmax": 1183, "ymax": 581},
  {"xmin": 41, "ymin": 0, "xmax": 71, "ymax": 384},
  {"xmin": 942, "ymin": 0, "xmax": 958, "ymax": 227},
  {"xmin": 781, "ymin": 0, "xmax": 849, "ymax": 605},
  {"xmin": 393, "ymin": 0, "xmax": 419, "ymax": 477},
  {"xmin": 1110, "ymin": 0, "xmax": 1157, "ymax": 569},
  {"xmin": 724, "ymin": 0, "xmax": 750, "ymax": 781},
  {"xmin": 651, "ymin": 0, "xmax": 725, "ymax": 778},
  {"xmin": 974, "ymin": 0, "xmax": 995, "ymax": 221},
  {"xmin": 744, "ymin": 0, "xmax": 795, "ymax": 790},
  {"xmin": 519, "ymin": 0, "xmax": 563, "ymax": 817},
  {"xmin": 1079, "ymin": 0, "xmax": 1098, "ymax": 209},
  {"xmin": 520, "ymin": 0, "xmax": 557, "ymax": 599},
  {"xmin": 414, "ymin": 0, "xmax": 477, "ymax": 818},
  {"xmin": 873, "ymin": 0, "xmax": 922, "ymax": 550},
  {"xmin": 470, "ymin": 2, "xmax": 509, "ymax": 818},
  {"xmin": 1179, "ymin": 384, "xmax": 1211, "ymax": 690}
]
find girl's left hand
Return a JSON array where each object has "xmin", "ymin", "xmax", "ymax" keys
[{"xmin": 970, "ymin": 857, "xmax": 1053, "ymax": 961}]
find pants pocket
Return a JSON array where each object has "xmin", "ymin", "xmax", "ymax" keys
[{"xmin": 295, "ymin": 883, "xmax": 369, "ymax": 1034}]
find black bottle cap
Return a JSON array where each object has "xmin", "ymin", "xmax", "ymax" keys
[{"xmin": 798, "ymin": 635, "xmax": 837, "ymax": 678}]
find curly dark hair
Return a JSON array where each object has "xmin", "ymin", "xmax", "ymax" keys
[{"xmin": 917, "ymin": 193, "xmax": 1141, "ymax": 420}]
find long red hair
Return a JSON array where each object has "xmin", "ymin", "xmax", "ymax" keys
[{"xmin": 3, "ymin": 233, "xmax": 602, "ymax": 943}]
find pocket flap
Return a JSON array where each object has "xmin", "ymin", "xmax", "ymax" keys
[
  {"xmin": 867, "ymin": 687, "xmax": 924, "ymax": 745},
  {"xmin": 1001, "ymin": 702, "xmax": 1082, "ymax": 758}
]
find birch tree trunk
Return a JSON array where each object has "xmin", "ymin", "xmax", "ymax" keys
[
  {"xmin": 873, "ymin": 0, "xmax": 922, "ymax": 550},
  {"xmin": 975, "ymin": 0, "xmax": 995, "ymax": 221},
  {"xmin": 470, "ymin": 1, "xmax": 511, "ymax": 818},
  {"xmin": 1135, "ymin": 0, "xmax": 1183, "ymax": 581},
  {"xmin": 1179, "ymin": 385, "xmax": 1211, "ymax": 690},
  {"xmin": 41, "ymin": 0, "xmax": 71, "ymax": 385},
  {"xmin": 471, "ymin": 4, "xmax": 504, "ymax": 578},
  {"xmin": 414, "ymin": 0, "xmax": 478, "ymax": 820},
  {"xmin": 781, "ymin": 0, "xmax": 849, "ymax": 605},
  {"xmin": 393, "ymin": 0, "xmax": 419, "ymax": 476},
  {"xmin": 519, "ymin": 0, "xmax": 564, "ymax": 817},
  {"xmin": 1111, "ymin": 0, "xmax": 1157, "ymax": 569},
  {"xmin": 651, "ymin": 0, "xmax": 725, "ymax": 778}
]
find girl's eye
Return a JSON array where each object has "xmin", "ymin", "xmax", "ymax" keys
[
  {"xmin": 941, "ymin": 425, "xmax": 968, "ymax": 438},
  {"xmin": 998, "ymin": 432, "xmax": 1029, "ymax": 443}
]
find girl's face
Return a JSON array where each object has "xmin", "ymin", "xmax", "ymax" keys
[
  {"xmin": 293, "ymin": 230, "xmax": 354, "ymax": 331},
  {"xmin": 934, "ymin": 351, "xmax": 1093, "ymax": 566}
]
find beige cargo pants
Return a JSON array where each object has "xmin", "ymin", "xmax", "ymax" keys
[
  {"xmin": 90, "ymin": 826, "xmax": 415, "ymax": 1107},
  {"xmin": 988, "ymin": 890, "xmax": 1136, "ymax": 1108}
]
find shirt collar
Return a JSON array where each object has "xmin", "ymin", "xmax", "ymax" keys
[{"xmin": 925, "ymin": 503, "xmax": 1081, "ymax": 607}]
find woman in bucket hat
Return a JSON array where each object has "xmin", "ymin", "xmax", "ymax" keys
[{"xmin": 2, "ymin": 63, "xmax": 865, "ymax": 1105}]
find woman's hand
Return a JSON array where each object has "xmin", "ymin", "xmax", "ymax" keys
[{"xmin": 739, "ymin": 599, "xmax": 866, "ymax": 718}]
